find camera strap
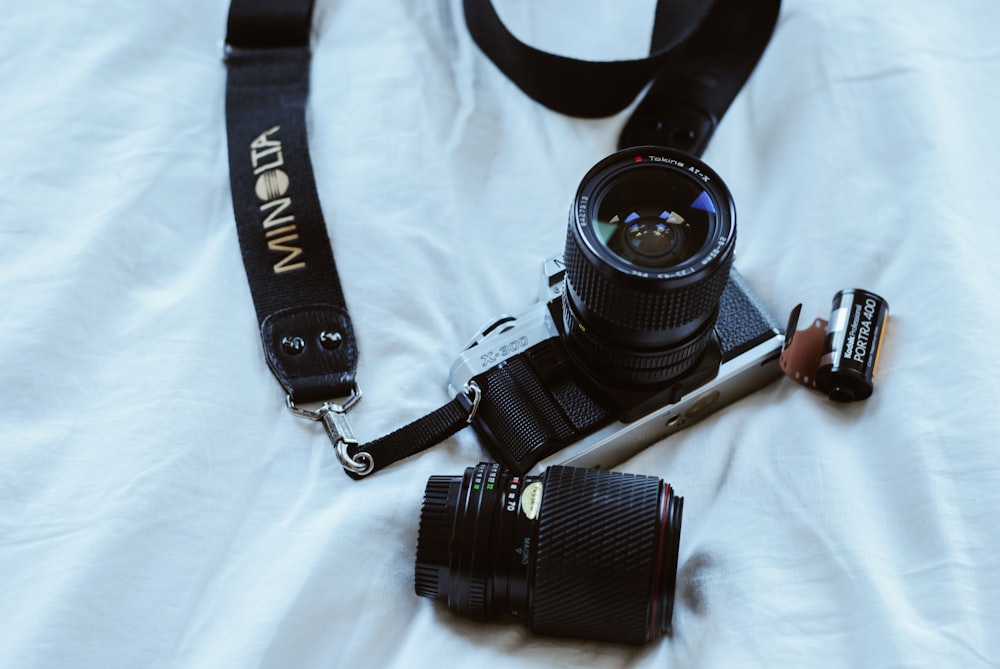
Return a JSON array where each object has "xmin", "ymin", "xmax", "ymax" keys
[
  {"xmin": 465, "ymin": 0, "xmax": 781, "ymax": 154},
  {"xmin": 223, "ymin": 0, "xmax": 780, "ymax": 478}
]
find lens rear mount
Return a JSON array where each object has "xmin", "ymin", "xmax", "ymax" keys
[{"xmin": 413, "ymin": 476, "xmax": 457, "ymax": 601}]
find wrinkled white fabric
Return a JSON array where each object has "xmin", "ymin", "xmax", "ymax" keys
[{"xmin": 2, "ymin": 1, "xmax": 998, "ymax": 667}]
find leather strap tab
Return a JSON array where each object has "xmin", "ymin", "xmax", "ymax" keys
[{"xmin": 261, "ymin": 306, "xmax": 359, "ymax": 403}]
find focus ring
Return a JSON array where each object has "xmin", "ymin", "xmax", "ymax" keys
[
  {"xmin": 563, "ymin": 234, "xmax": 733, "ymax": 335},
  {"xmin": 531, "ymin": 466, "xmax": 662, "ymax": 644}
]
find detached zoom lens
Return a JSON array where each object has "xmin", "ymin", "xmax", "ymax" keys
[
  {"xmin": 563, "ymin": 147, "xmax": 737, "ymax": 387},
  {"xmin": 414, "ymin": 463, "xmax": 683, "ymax": 644}
]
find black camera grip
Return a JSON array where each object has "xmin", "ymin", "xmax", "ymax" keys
[{"xmin": 471, "ymin": 343, "xmax": 611, "ymax": 474}]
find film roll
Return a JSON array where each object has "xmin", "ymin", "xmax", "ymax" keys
[{"xmin": 780, "ymin": 289, "xmax": 889, "ymax": 402}]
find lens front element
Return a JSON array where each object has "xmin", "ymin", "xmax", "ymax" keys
[{"xmin": 594, "ymin": 170, "xmax": 714, "ymax": 269}]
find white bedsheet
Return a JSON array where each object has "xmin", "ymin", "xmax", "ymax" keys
[{"xmin": 2, "ymin": 1, "xmax": 999, "ymax": 667}]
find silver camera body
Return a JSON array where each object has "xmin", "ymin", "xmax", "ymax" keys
[
  {"xmin": 450, "ymin": 256, "xmax": 784, "ymax": 474},
  {"xmin": 448, "ymin": 147, "xmax": 785, "ymax": 474}
]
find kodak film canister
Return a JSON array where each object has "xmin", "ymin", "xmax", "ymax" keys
[{"xmin": 814, "ymin": 289, "xmax": 889, "ymax": 402}]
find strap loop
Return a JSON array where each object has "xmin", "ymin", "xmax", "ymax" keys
[
  {"xmin": 463, "ymin": 381, "xmax": 482, "ymax": 424},
  {"xmin": 337, "ymin": 441, "xmax": 375, "ymax": 477}
]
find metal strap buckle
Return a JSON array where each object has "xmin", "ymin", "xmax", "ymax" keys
[
  {"xmin": 463, "ymin": 381, "xmax": 482, "ymax": 424},
  {"xmin": 285, "ymin": 386, "xmax": 374, "ymax": 476}
]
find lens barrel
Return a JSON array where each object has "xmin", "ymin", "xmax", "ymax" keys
[
  {"xmin": 415, "ymin": 463, "xmax": 684, "ymax": 644},
  {"xmin": 562, "ymin": 147, "xmax": 736, "ymax": 387}
]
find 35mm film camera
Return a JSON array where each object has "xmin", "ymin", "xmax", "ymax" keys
[{"xmin": 449, "ymin": 147, "xmax": 785, "ymax": 474}]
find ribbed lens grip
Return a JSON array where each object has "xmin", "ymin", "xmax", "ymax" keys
[
  {"xmin": 531, "ymin": 466, "xmax": 664, "ymax": 644},
  {"xmin": 563, "ymin": 235, "xmax": 733, "ymax": 337},
  {"xmin": 415, "ymin": 476, "xmax": 458, "ymax": 599}
]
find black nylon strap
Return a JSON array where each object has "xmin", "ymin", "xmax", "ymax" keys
[
  {"xmin": 225, "ymin": 1, "xmax": 467, "ymax": 477},
  {"xmin": 620, "ymin": 0, "xmax": 782, "ymax": 153},
  {"xmin": 462, "ymin": 0, "xmax": 714, "ymax": 118},
  {"xmin": 464, "ymin": 0, "xmax": 781, "ymax": 155},
  {"xmin": 223, "ymin": 0, "xmax": 779, "ymax": 477},
  {"xmin": 344, "ymin": 397, "xmax": 473, "ymax": 480},
  {"xmin": 225, "ymin": 10, "xmax": 359, "ymax": 403}
]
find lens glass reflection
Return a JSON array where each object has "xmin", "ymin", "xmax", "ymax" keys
[{"xmin": 593, "ymin": 170, "xmax": 716, "ymax": 269}]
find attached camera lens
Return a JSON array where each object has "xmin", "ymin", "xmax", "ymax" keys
[
  {"xmin": 414, "ymin": 463, "xmax": 684, "ymax": 644},
  {"xmin": 562, "ymin": 147, "xmax": 736, "ymax": 387}
]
